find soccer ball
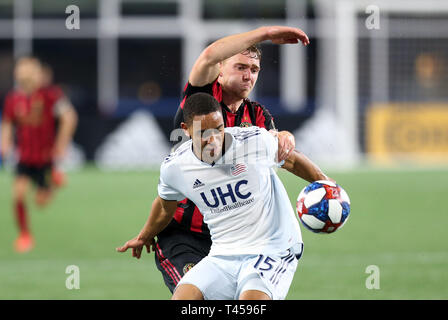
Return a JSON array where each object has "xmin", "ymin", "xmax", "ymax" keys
[{"xmin": 296, "ymin": 180, "xmax": 351, "ymax": 234}]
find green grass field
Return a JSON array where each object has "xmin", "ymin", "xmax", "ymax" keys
[{"xmin": 1, "ymin": 166, "xmax": 447, "ymax": 299}]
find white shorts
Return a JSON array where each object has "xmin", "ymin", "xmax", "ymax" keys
[{"xmin": 174, "ymin": 244, "xmax": 304, "ymax": 300}]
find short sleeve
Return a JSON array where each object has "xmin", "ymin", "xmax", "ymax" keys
[
  {"xmin": 42, "ymin": 86, "xmax": 63, "ymax": 114},
  {"xmin": 184, "ymin": 80, "xmax": 215, "ymax": 97},
  {"xmin": 254, "ymin": 104, "xmax": 275, "ymax": 130},
  {"xmin": 53, "ymin": 95, "xmax": 74, "ymax": 117},
  {"xmin": 157, "ymin": 162, "xmax": 185, "ymax": 201}
]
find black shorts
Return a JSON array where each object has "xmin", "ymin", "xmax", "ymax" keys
[
  {"xmin": 16, "ymin": 163, "xmax": 52, "ymax": 190},
  {"xmin": 154, "ymin": 225, "xmax": 212, "ymax": 293}
]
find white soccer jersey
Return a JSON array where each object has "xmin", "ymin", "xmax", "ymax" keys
[{"xmin": 158, "ymin": 126, "xmax": 303, "ymax": 256}]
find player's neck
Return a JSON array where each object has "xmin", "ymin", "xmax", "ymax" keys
[
  {"xmin": 221, "ymin": 93, "xmax": 244, "ymax": 113},
  {"xmin": 193, "ymin": 148, "xmax": 221, "ymax": 166},
  {"xmin": 17, "ymin": 84, "xmax": 39, "ymax": 96}
]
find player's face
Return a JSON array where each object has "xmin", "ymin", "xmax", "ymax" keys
[
  {"xmin": 14, "ymin": 59, "xmax": 42, "ymax": 92},
  {"xmin": 219, "ymin": 53, "xmax": 260, "ymax": 99},
  {"xmin": 189, "ymin": 111, "xmax": 225, "ymax": 164}
]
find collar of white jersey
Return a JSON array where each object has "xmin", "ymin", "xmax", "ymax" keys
[{"xmin": 189, "ymin": 132, "xmax": 235, "ymax": 167}]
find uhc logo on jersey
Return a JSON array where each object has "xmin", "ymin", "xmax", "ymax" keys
[{"xmin": 200, "ymin": 179, "xmax": 251, "ymax": 208}]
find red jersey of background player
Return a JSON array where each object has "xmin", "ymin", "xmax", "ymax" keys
[
  {"xmin": 171, "ymin": 78, "xmax": 276, "ymax": 236},
  {"xmin": 2, "ymin": 86, "xmax": 63, "ymax": 166}
]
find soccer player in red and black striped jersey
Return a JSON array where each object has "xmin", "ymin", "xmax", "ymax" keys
[
  {"xmin": 0, "ymin": 57, "xmax": 78, "ymax": 253},
  {"xmin": 153, "ymin": 26, "xmax": 310, "ymax": 292}
]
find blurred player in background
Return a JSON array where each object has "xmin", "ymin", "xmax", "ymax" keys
[
  {"xmin": 0, "ymin": 57, "xmax": 78, "ymax": 253},
  {"xmin": 154, "ymin": 25, "xmax": 310, "ymax": 293}
]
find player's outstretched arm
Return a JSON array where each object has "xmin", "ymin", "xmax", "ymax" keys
[
  {"xmin": 282, "ymin": 149, "xmax": 333, "ymax": 183},
  {"xmin": 189, "ymin": 26, "xmax": 309, "ymax": 86},
  {"xmin": 116, "ymin": 196, "xmax": 178, "ymax": 259}
]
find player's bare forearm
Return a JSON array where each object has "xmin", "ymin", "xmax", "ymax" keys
[
  {"xmin": 203, "ymin": 26, "xmax": 309, "ymax": 63},
  {"xmin": 282, "ymin": 150, "xmax": 331, "ymax": 183},
  {"xmin": 53, "ymin": 107, "xmax": 78, "ymax": 159},
  {"xmin": 116, "ymin": 196, "xmax": 178, "ymax": 258},
  {"xmin": 0, "ymin": 120, "xmax": 13, "ymax": 159},
  {"xmin": 202, "ymin": 27, "xmax": 267, "ymax": 64},
  {"xmin": 189, "ymin": 26, "xmax": 309, "ymax": 86},
  {"xmin": 189, "ymin": 28, "xmax": 267, "ymax": 86},
  {"xmin": 137, "ymin": 196, "xmax": 177, "ymax": 242}
]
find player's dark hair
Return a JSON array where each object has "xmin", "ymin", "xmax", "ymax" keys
[
  {"xmin": 242, "ymin": 45, "xmax": 262, "ymax": 60},
  {"xmin": 183, "ymin": 92, "xmax": 222, "ymax": 125}
]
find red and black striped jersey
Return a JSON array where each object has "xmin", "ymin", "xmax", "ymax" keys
[
  {"xmin": 169, "ymin": 78, "xmax": 276, "ymax": 237},
  {"xmin": 2, "ymin": 86, "xmax": 63, "ymax": 166}
]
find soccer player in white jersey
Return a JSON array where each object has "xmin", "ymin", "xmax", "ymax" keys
[{"xmin": 117, "ymin": 93, "xmax": 331, "ymax": 300}]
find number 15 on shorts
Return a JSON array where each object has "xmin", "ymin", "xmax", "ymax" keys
[
  {"xmin": 254, "ymin": 251, "xmax": 296, "ymax": 286},
  {"xmin": 254, "ymin": 255, "xmax": 275, "ymax": 273}
]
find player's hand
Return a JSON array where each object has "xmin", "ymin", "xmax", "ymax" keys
[
  {"xmin": 116, "ymin": 236, "xmax": 156, "ymax": 259},
  {"xmin": 271, "ymin": 130, "xmax": 295, "ymax": 162},
  {"xmin": 265, "ymin": 26, "xmax": 310, "ymax": 46},
  {"xmin": 52, "ymin": 144, "xmax": 67, "ymax": 162},
  {"xmin": 322, "ymin": 176, "xmax": 337, "ymax": 184}
]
